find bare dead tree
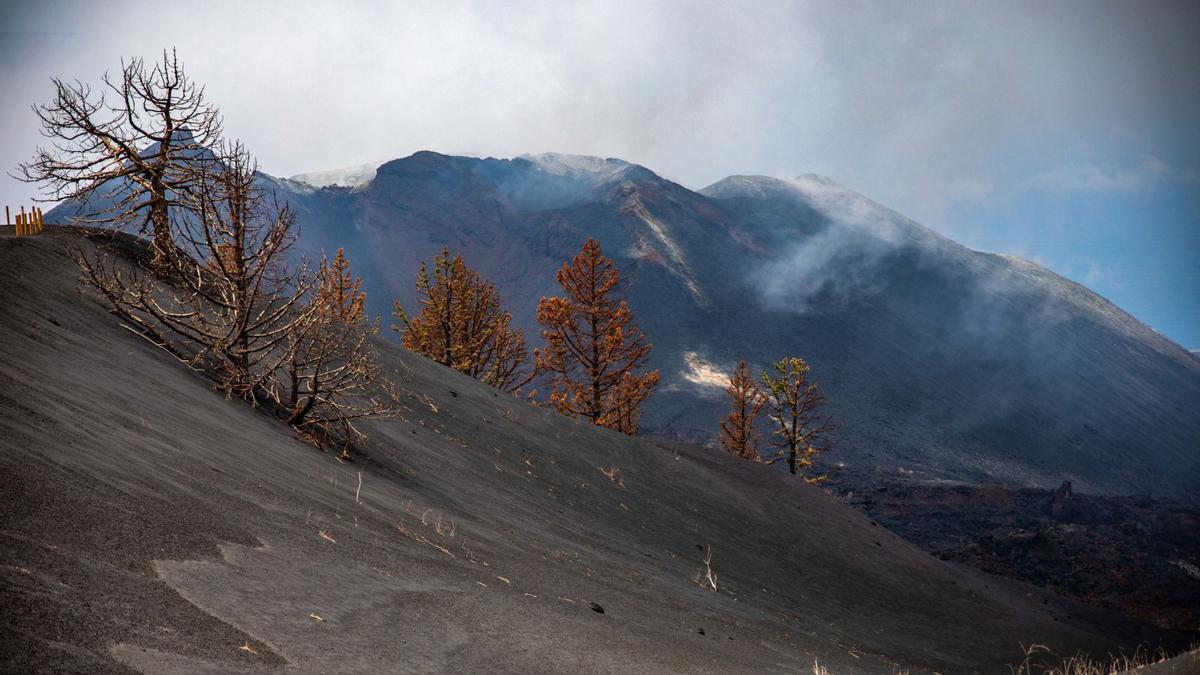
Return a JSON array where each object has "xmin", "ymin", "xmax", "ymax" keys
[
  {"xmin": 74, "ymin": 140, "xmax": 311, "ymax": 401},
  {"xmin": 277, "ymin": 249, "xmax": 398, "ymax": 456},
  {"xmin": 47, "ymin": 59, "xmax": 398, "ymax": 456},
  {"xmin": 19, "ymin": 49, "xmax": 221, "ymax": 270}
]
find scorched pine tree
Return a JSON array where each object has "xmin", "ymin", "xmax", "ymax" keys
[
  {"xmin": 394, "ymin": 247, "xmax": 531, "ymax": 393},
  {"xmin": 719, "ymin": 358, "xmax": 765, "ymax": 459},
  {"xmin": 535, "ymin": 238, "xmax": 659, "ymax": 435}
]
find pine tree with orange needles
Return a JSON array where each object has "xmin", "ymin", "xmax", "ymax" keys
[
  {"xmin": 393, "ymin": 247, "xmax": 531, "ymax": 393},
  {"xmin": 719, "ymin": 358, "xmax": 765, "ymax": 459},
  {"xmin": 535, "ymin": 238, "xmax": 659, "ymax": 435},
  {"xmin": 760, "ymin": 357, "xmax": 834, "ymax": 481}
]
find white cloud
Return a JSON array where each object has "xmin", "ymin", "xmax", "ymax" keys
[
  {"xmin": 1027, "ymin": 155, "xmax": 1177, "ymax": 193},
  {"xmin": 2, "ymin": 0, "xmax": 1196, "ymax": 232}
]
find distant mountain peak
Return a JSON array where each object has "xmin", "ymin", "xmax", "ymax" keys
[
  {"xmin": 701, "ymin": 173, "xmax": 849, "ymax": 200},
  {"xmin": 790, "ymin": 172, "xmax": 849, "ymax": 191},
  {"xmin": 518, "ymin": 152, "xmax": 639, "ymax": 186},
  {"xmin": 45, "ymin": 146, "xmax": 1200, "ymax": 502},
  {"xmin": 699, "ymin": 174, "xmax": 796, "ymax": 200},
  {"xmin": 169, "ymin": 127, "xmax": 196, "ymax": 143},
  {"xmin": 703, "ymin": 173, "xmax": 954, "ymax": 253},
  {"xmin": 290, "ymin": 160, "xmax": 385, "ymax": 190}
]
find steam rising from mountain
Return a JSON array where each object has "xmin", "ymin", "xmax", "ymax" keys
[{"xmin": 46, "ymin": 150, "xmax": 1200, "ymax": 503}]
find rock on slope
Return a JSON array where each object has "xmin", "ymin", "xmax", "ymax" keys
[
  {"xmin": 45, "ymin": 152, "xmax": 1200, "ymax": 504},
  {"xmin": 0, "ymin": 229, "xmax": 1185, "ymax": 673}
]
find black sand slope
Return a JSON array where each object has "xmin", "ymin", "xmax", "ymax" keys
[{"xmin": 0, "ymin": 230, "xmax": 1186, "ymax": 672}]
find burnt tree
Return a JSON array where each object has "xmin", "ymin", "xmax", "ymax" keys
[
  {"xmin": 761, "ymin": 357, "xmax": 834, "ymax": 480},
  {"xmin": 394, "ymin": 247, "xmax": 532, "ymax": 393},
  {"xmin": 535, "ymin": 238, "xmax": 659, "ymax": 435},
  {"xmin": 20, "ymin": 49, "xmax": 222, "ymax": 270},
  {"xmin": 719, "ymin": 358, "xmax": 765, "ymax": 459}
]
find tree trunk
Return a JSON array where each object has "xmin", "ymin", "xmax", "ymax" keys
[
  {"xmin": 286, "ymin": 368, "xmax": 318, "ymax": 425},
  {"xmin": 287, "ymin": 394, "xmax": 318, "ymax": 426},
  {"xmin": 149, "ymin": 200, "xmax": 172, "ymax": 274},
  {"xmin": 441, "ymin": 276, "xmax": 454, "ymax": 367},
  {"xmin": 589, "ymin": 312, "xmax": 600, "ymax": 423}
]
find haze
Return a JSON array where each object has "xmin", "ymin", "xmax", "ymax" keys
[{"xmin": 2, "ymin": 0, "xmax": 1196, "ymax": 347}]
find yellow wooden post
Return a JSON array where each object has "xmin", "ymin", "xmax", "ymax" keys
[{"xmin": 36, "ymin": 207, "xmax": 43, "ymax": 233}]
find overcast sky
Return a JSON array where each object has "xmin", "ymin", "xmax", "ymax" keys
[{"xmin": 2, "ymin": 0, "xmax": 1198, "ymax": 347}]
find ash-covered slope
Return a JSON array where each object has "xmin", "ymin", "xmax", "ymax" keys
[
  {"xmin": 45, "ymin": 151, "xmax": 1200, "ymax": 503},
  {"xmin": 276, "ymin": 153, "xmax": 1199, "ymax": 502},
  {"xmin": 0, "ymin": 230, "xmax": 1181, "ymax": 673},
  {"xmin": 699, "ymin": 173, "xmax": 1200, "ymax": 497}
]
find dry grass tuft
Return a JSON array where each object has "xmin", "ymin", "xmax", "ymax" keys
[
  {"xmin": 811, "ymin": 658, "xmax": 908, "ymax": 674},
  {"xmin": 1009, "ymin": 642, "xmax": 1198, "ymax": 675},
  {"xmin": 599, "ymin": 465, "xmax": 624, "ymax": 487},
  {"xmin": 394, "ymin": 500, "xmax": 459, "ymax": 558},
  {"xmin": 417, "ymin": 394, "xmax": 439, "ymax": 413},
  {"xmin": 690, "ymin": 545, "xmax": 718, "ymax": 591}
]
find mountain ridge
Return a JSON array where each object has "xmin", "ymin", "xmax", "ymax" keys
[{"xmin": 44, "ymin": 149, "xmax": 1200, "ymax": 503}]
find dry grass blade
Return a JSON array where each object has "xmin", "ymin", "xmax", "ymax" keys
[
  {"xmin": 690, "ymin": 545, "xmax": 718, "ymax": 591},
  {"xmin": 598, "ymin": 465, "xmax": 624, "ymax": 487}
]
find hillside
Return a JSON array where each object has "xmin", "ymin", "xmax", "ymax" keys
[
  {"xmin": 0, "ymin": 229, "xmax": 1186, "ymax": 673},
  {"xmin": 188, "ymin": 152, "xmax": 1200, "ymax": 501},
  {"xmin": 44, "ymin": 151, "xmax": 1200, "ymax": 501}
]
